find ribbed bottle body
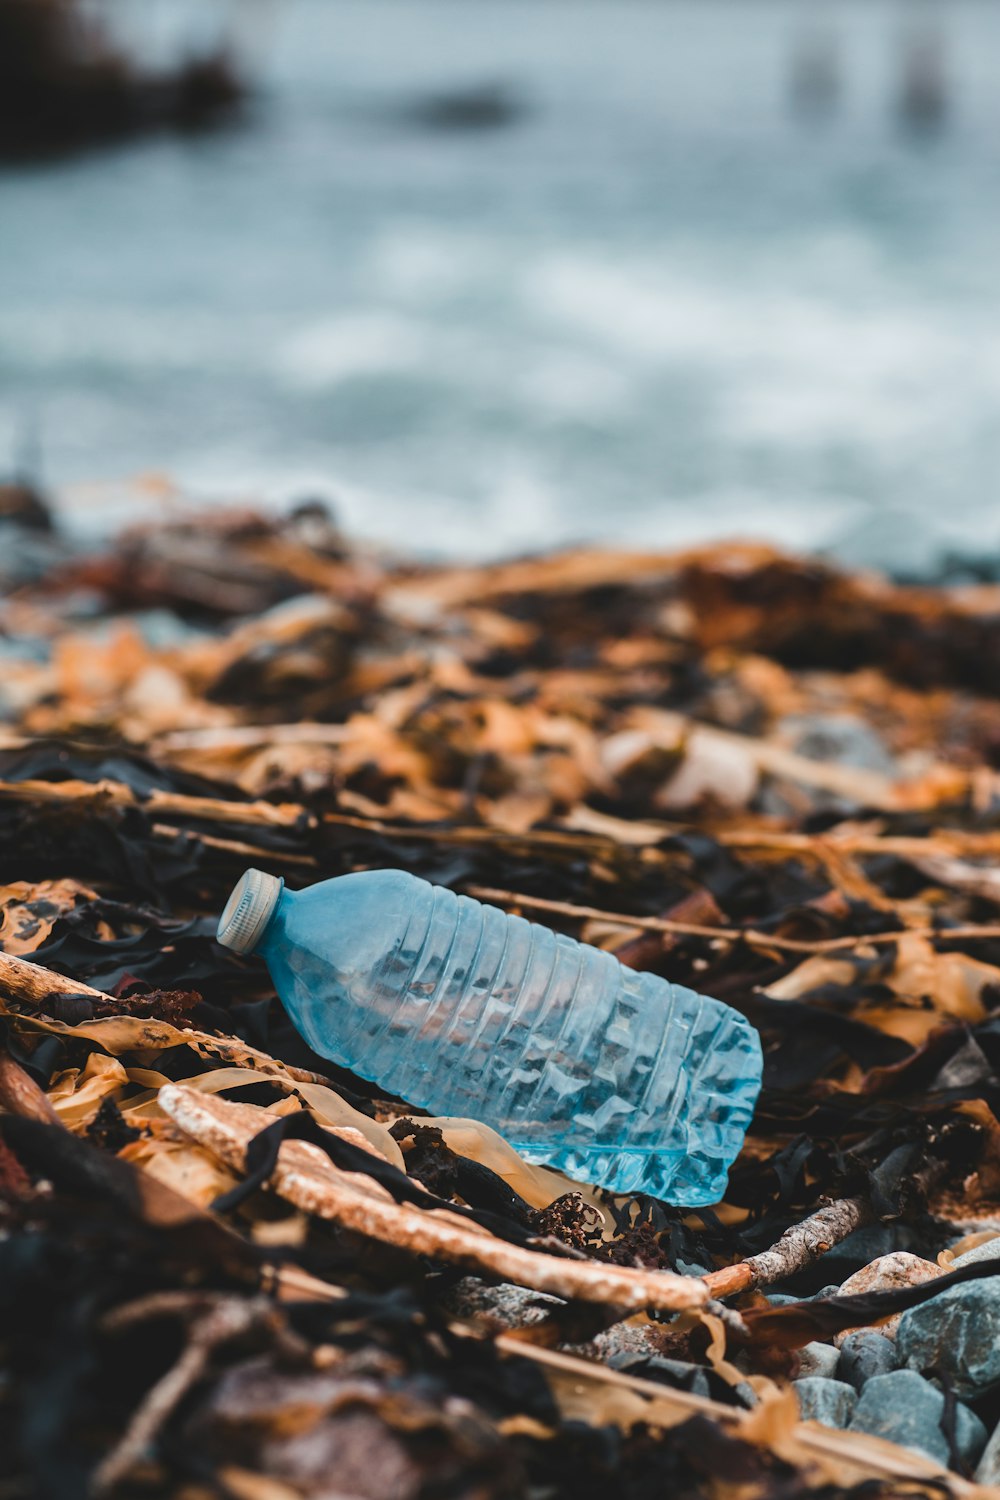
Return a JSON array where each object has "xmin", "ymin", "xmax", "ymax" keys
[{"xmin": 257, "ymin": 870, "xmax": 761, "ymax": 1204}]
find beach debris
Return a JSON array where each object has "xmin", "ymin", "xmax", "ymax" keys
[{"xmin": 4, "ymin": 505, "xmax": 1000, "ymax": 1493}]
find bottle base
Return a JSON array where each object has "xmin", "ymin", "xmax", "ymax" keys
[{"xmin": 510, "ymin": 1140, "xmax": 730, "ymax": 1206}]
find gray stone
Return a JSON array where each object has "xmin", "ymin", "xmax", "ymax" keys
[
  {"xmin": 897, "ymin": 1280, "xmax": 1000, "ymax": 1397},
  {"xmin": 950, "ymin": 1236, "xmax": 1000, "ymax": 1270},
  {"xmin": 975, "ymin": 1420, "xmax": 1000, "ymax": 1486},
  {"xmin": 765, "ymin": 1293, "xmax": 799, "ymax": 1306},
  {"xmin": 837, "ymin": 1331, "xmax": 899, "ymax": 1391},
  {"xmin": 609, "ymin": 1353, "xmax": 712, "ymax": 1399},
  {"xmin": 783, "ymin": 713, "xmax": 896, "ymax": 776},
  {"xmin": 833, "ymin": 1224, "xmax": 928, "ymax": 1264},
  {"xmin": 793, "ymin": 1377, "xmax": 857, "ymax": 1428},
  {"xmin": 797, "ymin": 1342, "xmax": 840, "ymax": 1380},
  {"xmin": 849, "ymin": 1370, "xmax": 987, "ymax": 1469}
]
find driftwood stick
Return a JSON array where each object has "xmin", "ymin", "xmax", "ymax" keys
[
  {"xmin": 92, "ymin": 1294, "xmax": 299, "ymax": 1494},
  {"xmin": 467, "ymin": 885, "xmax": 1000, "ymax": 956},
  {"xmin": 702, "ymin": 1197, "xmax": 873, "ymax": 1299},
  {"xmin": 149, "ymin": 821, "xmax": 318, "ymax": 866},
  {"xmin": 0, "ymin": 1049, "xmax": 63, "ymax": 1126},
  {"xmin": 253, "ymin": 1263, "xmax": 978, "ymax": 1492},
  {"xmin": 0, "ymin": 948, "xmax": 107, "ymax": 1004},
  {"xmin": 0, "ymin": 951, "xmax": 329, "ymax": 1087},
  {"xmin": 0, "ymin": 778, "xmax": 309, "ymax": 830},
  {"xmin": 7, "ymin": 768, "xmax": 1000, "ymax": 870}
]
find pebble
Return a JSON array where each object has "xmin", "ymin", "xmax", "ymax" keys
[
  {"xmin": 797, "ymin": 1342, "xmax": 841, "ymax": 1380},
  {"xmin": 833, "ymin": 1224, "xmax": 929, "ymax": 1265},
  {"xmin": 836, "ymin": 1331, "xmax": 898, "ymax": 1391},
  {"xmin": 949, "ymin": 1235, "xmax": 1000, "ymax": 1270},
  {"xmin": 975, "ymin": 1420, "xmax": 1000, "ymax": 1486},
  {"xmin": 793, "ymin": 1377, "xmax": 857, "ymax": 1428},
  {"xmin": 833, "ymin": 1252, "xmax": 946, "ymax": 1346},
  {"xmin": 849, "ymin": 1370, "xmax": 987, "ymax": 1469},
  {"xmin": 610, "ymin": 1353, "xmax": 712, "ymax": 1400},
  {"xmin": 897, "ymin": 1280, "xmax": 1000, "ymax": 1397}
]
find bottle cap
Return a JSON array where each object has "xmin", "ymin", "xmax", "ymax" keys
[{"xmin": 217, "ymin": 868, "xmax": 284, "ymax": 954}]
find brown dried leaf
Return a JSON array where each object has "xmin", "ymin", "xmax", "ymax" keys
[{"xmin": 0, "ymin": 878, "xmax": 104, "ymax": 954}]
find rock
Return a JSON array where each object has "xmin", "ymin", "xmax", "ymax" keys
[
  {"xmin": 797, "ymin": 1341, "xmax": 840, "ymax": 1380},
  {"xmin": 610, "ymin": 1353, "xmax": 712, "ymax": 1400},
  {"xmin": 765, "ymin": 1293, "xmax": 799, "ymax": 1306},
  {"xmin": 949, "ymin": 1234, "xmax": 1000, "ymax": 1270},
  {"xmin": 849, "ymin": 1370, "xmax": 987, "ymax": 1468},
  {"xmin": 837, "ymin": 1331, "xmax": 898, "ymax": 1391},
  {"xmin": 832, "ymin": 1224, "xmax": 930, "ymax": 1265},
  {"xmin": 897, "ymin": 1280, "xmax": 1000, "ymax": 1397},
  {"xmin": 783, "ymin": 713, "xmax": 897, "ymax": 776},
  {"xmin": 793, "ymin": 1377, "xmax": 856, "ymax": 1428},
  {"xmin": 439, "ymin": 1278, "xmax": 560, "ymax": 1330},
  {"xmin": 975, "ymin": 1419, "xmax": 1000, "ymax": 1486},
  {"xmin": 833, "ymin": 1252, "xmax": 946, "ymax": 1345}
]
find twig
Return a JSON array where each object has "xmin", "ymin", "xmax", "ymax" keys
[
  {"xmin": 160, "ymin": 1083, "xmax": 710, "ymax": 1315},
  {"xmin": 0, "ymin": 1049, "xmax": 63, "ymax": 1126},
  {"xmin": 492, "ymin": 1337, "xmax": 980, "ymax": 1493},
  {"xmin": 149, "ymin": 821, "xmax": 318, "ymax": 866},
  {"xmin": 0, "ymin": 778, "xmax": 309, "ymax": 830},
  {"xmin": 246, "ymin": 1260, "xmax": 980, "ymax": 1492},
  {"xmin": 466, "ymin": 885, "xmax": 1000, "ymax": 956},
  {"xmin": 0, "ymin": 949, "xmax": 106, "ymax": 1006},
  {"xmin": 92, "ymin": 1293, "xmax": 305, "ymax": 1494},
  {"xmin": 0, "ymin": 950, "xmax": 330, "ymax": 1086},
  {"xmin": 702, "ymin": 1197, "xmax": 873, "ymax": 1298},
  {"xmin": 7, "ymin": 767, "xmax": 1000, "ymax": 870}
]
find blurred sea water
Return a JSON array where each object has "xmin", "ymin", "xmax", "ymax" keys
[{"xmin": 1, "ymin": 0, "xmax": 999, "ymax": 567}]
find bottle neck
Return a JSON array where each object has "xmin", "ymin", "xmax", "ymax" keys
[{"xmin": 251, "ymin": 884, "xmax": 287, "ymax": 956}]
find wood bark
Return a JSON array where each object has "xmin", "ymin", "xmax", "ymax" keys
[{"xmin": 702, "ymin": 1197, "xmax": 873, "ymax": 1298}]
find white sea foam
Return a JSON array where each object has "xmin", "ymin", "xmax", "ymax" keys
[{"xmin": 274, "ymin": 313, "xmax": 431, "ymax": 389}]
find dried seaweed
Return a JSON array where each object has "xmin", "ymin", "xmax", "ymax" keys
[{"xmin": 4, "ymin": 508, "xmax": 1000, "ymax": 1495}]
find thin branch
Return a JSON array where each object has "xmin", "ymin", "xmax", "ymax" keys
[
  {"xmin": 92, "ymin": 1294, "xmax": 300, "ymax": 1494},
  {"xmin": 149, "ymin": 821, "xmax": 318, "ymax": 866},
  {"xmin": 0, "ymin": 1049, "xmax": 63, "ymax": 1126},
  {"xmin": 466, "ymin": 885, "xmax": 1000, "ymax": 956},
  {"xmin": 702, "ymin": 1197, "xmax": 873, "ymax": 1298},
  {"xmin": 0, "ymin": 777, "xmax": 308, "ymax": 829},
  {"xmin": 0, "ymin": 950, "xmax": 329, "ymax": 1087}
]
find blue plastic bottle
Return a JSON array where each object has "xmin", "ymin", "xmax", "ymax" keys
[{"xmin": 217, "ymin": 868, "xmax": 762, "ymax": 1204}]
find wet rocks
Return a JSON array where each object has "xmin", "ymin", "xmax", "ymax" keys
[
  {"xmin": 848, "ymin": 1370, "xmax": 986, "ymax": 1468},
  {"xmin": 949, "ymin": 1234, "xmax": 1000, "ymax": 1270},
  {"xmin": 836, "ymin": 1331, "xmax": 898, "ymax": 1391},
  {"xmin": 897, "ymin": 1279, "xmax": 1000, "ymax": 1397},
  {"xmin": 797, "ymin": 1342, "xmax": 841, "ymax": 1380},
  {"xmin": 793, "ymin": 1377, "xmax": 856, "ymax": 1428},
  {"xmin": 610, "ymin": 1353, "xmax": 713, "ymax": 1400},
  {"xmin": 833, "ymin": 1252, "xmax": 946, "ymax": 1345},
  {"xmin": 975, "ymin": 1420, "xmax": 1000, "ymax": 1486}
]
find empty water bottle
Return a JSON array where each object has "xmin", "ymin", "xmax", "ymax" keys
[{"xmin": 217, "ymin": 868, "xmax": 762, "ymax": 1203}]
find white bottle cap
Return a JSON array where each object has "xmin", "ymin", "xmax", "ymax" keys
[{"xmin": 217, "ymin": 868, "xmax": 284, "ymax": 954}]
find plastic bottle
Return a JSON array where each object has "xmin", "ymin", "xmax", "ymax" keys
[{"xmin": 217, "ymin": 868, "xmax": 762, "ymax": 1204}]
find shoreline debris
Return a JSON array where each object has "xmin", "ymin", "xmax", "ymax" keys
[{"xmin": 4, "ymin": 500, "xmax": 1000, "ymax": 1493}]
